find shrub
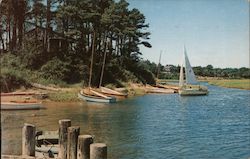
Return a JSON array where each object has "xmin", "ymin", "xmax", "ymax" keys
[
  {"xmin": 40, "ymin": 58, "xmax": 70, "ymax": 82},
  {"xmin": 0, "ymin": 68, "xmax": 31, "ymax": 92}
]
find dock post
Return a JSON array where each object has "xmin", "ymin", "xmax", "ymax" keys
[
  {"xmin": 59, "ymin": 119, "xmax": 71, "ymax": 159},
  {"xmin": 22, "ymin": 123, "xmax": 36, "ymax": 156},
  {"xmin": 77, "ymin": 135, "xmax": 93, "ymax": 159},
  {"xmin": 90, "ymin": 143, "xmax": 107, "ymax": 159},
  {"xmin": 67, "ymin": 126, "xmax": 80, "ymax": 159}
]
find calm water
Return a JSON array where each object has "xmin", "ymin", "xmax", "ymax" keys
[{"xmin": 1, "ymin": 84, "xmax": 250, "ymax": 159}]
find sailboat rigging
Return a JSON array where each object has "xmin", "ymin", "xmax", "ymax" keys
[
  {"xmin": 78, "ymin": 31, "xmax": 116, "ymax": 103},
  {"xmin": 179, "ymin": 46, "xmax": 208, "ymax": 96}
]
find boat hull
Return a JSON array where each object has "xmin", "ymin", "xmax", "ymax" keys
[
  {"xmin": 179, "ymin": 85, "xmax": 208, "ymax": 96},
  {"xmin": 78, "ymin": 92, "xmax": 116, "ymax": 103},
  {"xmin": 179, "ymin": 89, "xmax": 208, "ymax": 96},
  {"xmin": 146, "ymin": 88, "xmax": 175, "ymax": 94},
  {"xmin": 99, "ymin": 87, "xmax": 128, "ymax": 98},
  {"xmin": 1, "ymin": 102, "xmax": 44, "ymax": 110}
]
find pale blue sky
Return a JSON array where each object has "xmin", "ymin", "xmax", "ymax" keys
[{"xmin": 127, "ymin": 0, "xmax": 249, "ymax": 68}]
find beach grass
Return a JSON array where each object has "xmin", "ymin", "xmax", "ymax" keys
[{"xmin": 208, "ymin": 79, "xmax": 250, "ymax": 90}]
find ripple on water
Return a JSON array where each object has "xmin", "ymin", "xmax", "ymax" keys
[{"xmin": 1, "ymin": 85, "xmax": 250, "ymax": 159}]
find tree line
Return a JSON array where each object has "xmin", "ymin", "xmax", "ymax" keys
[
  {"xmin": 0, "ymin": 0, "xmax": 154, "ymax": 88},
  {"xmin": 144, "ymin": 61, "xmax": 250, "ymax": 80},
  {"xmin": 0, "ymin": 0, "xmax": 248, "ymax": 91}
]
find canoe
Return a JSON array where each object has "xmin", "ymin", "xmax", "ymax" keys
[
  {"xmin": 99, "ymin": 87, "xmax": 128, "ymax": 98},
  {"xmin": 78, "ymin": 89, "xmax": 116, "ymax": 103},
  {"xmin": 156, "ymin": 84, "xmax": 179, "ymax": 92},
  {"xmin": 146, "ymin": 88, "xmax": 175, "ymax": 94},
  {"xmin": 145, "ymin": 86, "xmax": 175, "ymax": 94},
  {"xmin": 1, "ymin": 101, "xmax": 44, "ymax": 110}
]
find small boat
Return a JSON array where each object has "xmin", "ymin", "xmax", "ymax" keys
[
  {"xmin": 79, "ymin": 32, "xmax": 116, "ymax": 103},
  {"xmin": 1, "ymin": 100, "xmax": 44, "ymax": 110},
  {"xmin": 156, "ymin": 84, "xmax": 179, "ymax": 93},
  {"xmin": 99, "ymin": 86, "xmax": 128, "ymax": 98},
  {"xmin": 78, "ymin": 88, "xmax": 116, "ymax": 103},
  {"xmin": 179, "ymin": 47, "xmax": 208, "ymax": 96},
  {"xmin": 145, "ymin": 86, "xmax": 175, "ymax": 94}
]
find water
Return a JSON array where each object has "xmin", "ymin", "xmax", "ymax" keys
[{"xmin": 1, "ymin": 84, "xmax": 250, "ymax": 159}]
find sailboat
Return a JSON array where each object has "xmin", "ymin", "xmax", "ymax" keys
[
  {"xmin": 179, "ymin": 47, "xmax": 208, "ymax": 96},
  {"xmin": 78, "ymin": 32, "xmax": 116, "ymax": 103},
  {"xmin": 96, "ymin": 37, "xmax": 127, "ymax": 99}
]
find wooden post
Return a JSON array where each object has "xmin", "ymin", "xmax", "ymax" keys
[
  {"xmin": 22, "ymin": 123, "xmax": 36, "ymax": 156},
  {"xmin": 59, "ymin": 119, "xmax": 71, "ymax": 159},
  {"xmin": 77, "ymin": 135, "xmax": 93, "ymax": 159},
  {"xmin": 90, "ymin": 143, "xmax": 107, "ymax": 159},
  {"xmin": 67, "ymin": 126, "xmax": 80, "ymax": 159}
]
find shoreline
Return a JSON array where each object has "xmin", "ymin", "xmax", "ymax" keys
[
  {"xmin": 1, "ymin": 83, "xmax": 149, "ymax": 102},
  {"xmin": 1, "ymin": 79, "xmax": 249, "ymax": 103}
]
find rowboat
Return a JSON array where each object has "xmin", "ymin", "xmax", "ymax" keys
[
  {"xmin": 145, "ymin": 87, "xmax": 175, "ymax": 94},
  {"xmin": 179, "ymin": 46, "xmax": 208, "ymax": 96},
  {"xmin": 78, "ymin": 88, "xmax": 116, "ymax": 103},
  {"xmin": 99, "ymin": 86, "xmax": 128, "ymax": 98},
  {"xmin": 1, "ymin": 100, "xmax": 44, "ymax": 110}
]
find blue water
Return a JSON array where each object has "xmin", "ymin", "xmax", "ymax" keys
[{"xmin": 1, "ymin": 84, "xmax": 250, "ymax": 159}]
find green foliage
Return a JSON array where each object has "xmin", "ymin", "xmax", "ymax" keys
[
  {"xmin": 40, "ymin": 58, "xmax": 70, "ymax": 82},
  {"xmin": 0, "ymin": 53, "xmax": 24, "ymax": 69},
  {"xmin": 0, "ymin": 67, "xmax": 31, "ymax": 92},
  {"xmin": 1, "ymin": 0, "xmax": 155, "ymax": 87},
  {"xmin": 209, "ymin": 79, "xmax": 250, "ymax": 90},
  {"xmin": 21, "ymin": 40, "xmax": 47, "ymax": 69}
]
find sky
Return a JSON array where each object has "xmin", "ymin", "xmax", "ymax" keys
[{"xmin": 127, "ymin": 0, "xmax": 249, "ymax": 68}]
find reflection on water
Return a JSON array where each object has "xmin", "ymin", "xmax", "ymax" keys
[{"xmin": 1, "ymin": 85, "xmax": 250, "ymax": 159}]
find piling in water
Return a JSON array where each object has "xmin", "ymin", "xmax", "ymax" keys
[
  {"xmin": 90, "ymin": 143, "xmax": 107, "ymax": 159},
  {"xmin": 77, "ymin": 135, "xmax": 94, "ymax": 159},
  {"xmin": 59, "ymin": 119, "xmax": 71, "ymax": 159},
  {"xmin": 67, "ymin": 126, "xmax": 80, "ymax": 159},
  {"xmin": 22, "ymin": 123, "xmax": 36, "ymax": 156}
]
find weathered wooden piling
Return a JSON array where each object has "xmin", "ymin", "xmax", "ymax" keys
[
  {"xmin": 90, "ymin": 143, "xmax": 107, "ymax": 159},
  {"xmin": 22, "ymin": 123, "xmax": 36, "ymax": 156},
  {"xmin": 59, "ymin": 119, "xmax": 71, "ymax": 159},
  {"xmin": 67, "ymin": 126, "xmax": 80, "ymax": 159},
  {"xmin": 77, "ymin": 135, "xmax": 93, "ymax": 159},
  {"xmin": 3, "ymin": 119, "xmax": 108, "ymax": 159}
]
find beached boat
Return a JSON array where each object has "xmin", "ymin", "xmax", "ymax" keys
[
  {"xmin": 145, "ymin": 86, "xmax": 175, "ymax": 94},
  {"xmin": 179, "ymin": 47, "xmax": 208, "ymax": 96},
  {"xmin": 78, "ymin": 88, "xmax": 116, "ymax": 103},
  {"xmin": 78, "ymin": 32, "xmax": 117, "ymax": 103},
  {"xmin": 99, "ymin": 86, "xmax": 128, "ymax": 98},
  {"xmin": 1, "ymin": 100, "xmax": 44, "ymax": 110},
  {"xmin": 156, "ymin": 84, "xmax": 179, "ymax": 93}
]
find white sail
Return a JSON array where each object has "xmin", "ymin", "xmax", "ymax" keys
[
  {"xmin": 179, "ymin": 54, "xmax": 184, "ymax": 87},
  {"xmin": 184, "ymin": 47, "xmax": 197, "ymax": 84}
]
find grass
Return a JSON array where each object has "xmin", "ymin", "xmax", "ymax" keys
[
  {"xmin": 47, "ymin": 87, "xmax": 80, "ymax": 102},
  {"xmin": 208, "ymin": 79, "xmax": 250, "ymax": 90}
]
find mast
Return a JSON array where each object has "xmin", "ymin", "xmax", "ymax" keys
[
  {"xmin": 88, "ymin": 31, "xmax": 96, "ymax": 88},
  {"xmin": 157, "ymin": 50, "xmax": 162, "ymax": 79},
  {"xmin": 99, "ymin": 35, "xmax": 108, "ymax": 88},
  {"xmin": 179, "ymin": 51, "xmax": 184, "ymax": 87}
]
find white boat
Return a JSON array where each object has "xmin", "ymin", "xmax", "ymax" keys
[
  {"xmin": 179, "ymin": 47, "xmax": 208, "ymax": 96},
  {"xmin": 78, "ymin": 32, "xmax": 117, "ymax": 103},
  {"xmin": 78, "ymin": 88, "xmax": 116, "ymax": 103}
]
